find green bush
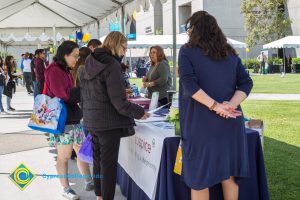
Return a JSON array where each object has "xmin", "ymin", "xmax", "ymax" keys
[
  {"xmin": 268, "ymin": 57, "xmax": 283, "ymax": 65},
  {"xmin": 242, "ymin": 58, "xmax": 260, "ymax": 69},
  {"xmin": 291, "ymin": 58, "xmax": 300, "ymax": 64}
]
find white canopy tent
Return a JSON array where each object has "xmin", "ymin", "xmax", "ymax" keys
[
  {"xmin": 263, "ymin": 36, "xmax": 300, "ymax": 49},
  {"xmin": 0, "ymin": 0, "xmax": 133, "ymax": 47},
  {"xmin": 0, "ymin": 0, "xmax": 216, "ymax": 89},
  {"xmin": 263, "ymin": 36, "xmax": 300, "ymax": 73},
  {"xmin": 100, "ymin": 34, "xmax": 247, "ymax": 49}
]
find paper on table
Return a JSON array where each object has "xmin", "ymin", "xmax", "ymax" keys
[
  {"xmin": 147, "ymin": 102, "xmax": 171, "ymax": 114},
  {"xmin": 136, "ymin": 115, "xmax": 166, "ymax": 123}
]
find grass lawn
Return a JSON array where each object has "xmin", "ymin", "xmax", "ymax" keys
[
  {"xmin": 241, "ymin": 100, "xmax": 300, "ymax": 200},
  {"xmin": 130, "ymin": 73, "xmax": 300, "ymax": 94},
  {"xmin": 250, "ymin": 74, "xmax": 300, "ymax": 94}
]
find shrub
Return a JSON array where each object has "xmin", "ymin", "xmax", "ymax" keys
[
  {"xmin": 242, "ymin": 58, "xmax": 260, "ymax": 69},
  {"xmin": 268, "ymin": 57, "xmax": 283, "ymax": 65},
  {"xmin": 291, "ymin": 58, "xmax": 300, "ymax": 64}
]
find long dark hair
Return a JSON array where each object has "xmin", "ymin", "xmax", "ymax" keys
[
  {"xmin": 5, "ymin": 55, "xmax": 14, "ymax": 72},
  {"xmin": 0, "ymin": 56, "xmax": 3, "ymax": 68},
  {"xmin": 53, "ymin": 41, "xmax": 79, "ymax": 71},
  {"xmin": 185, "ymin": 11, "xmax": 237, "ymax": 60}
]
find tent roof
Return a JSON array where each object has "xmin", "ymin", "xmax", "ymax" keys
[
  {"xmin": 0, "ymin": 0, "xmax": 130, "ymax": 28},
  {"xmin": 263, "ymin": 36, "xmax": 300, "ymax": 49},
  {"xmin": 100, "ymin": 34, "xmax": 247, "ymax": 49}
]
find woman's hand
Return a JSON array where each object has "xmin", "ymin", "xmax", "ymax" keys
[
  {"xmin": 143, "ymin": 82, "xmax": 154, "ymax": 88},
  {"xmin": 213, "ymin": 103, "xmax": 242, "ymax": 119},
  {"xmin": 140, "ymin": 112, "xmax": 150, "ymax": 120}
]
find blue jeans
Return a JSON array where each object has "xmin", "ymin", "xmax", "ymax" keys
[
  {"xmin": 0, "ymin": 86, "xmax": 4, "ymax": 111},
  {"xmin": 7, "ymin": 96, "xmax": 11, "ymax": 109}
]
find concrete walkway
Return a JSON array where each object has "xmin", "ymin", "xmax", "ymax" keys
[
  {"xmin": 0, "ymin": 86, "xmax": 126, "ymax": 200},
  {"xmin": 248, "ymin": 93, "xmax": 300, "ymax": 100}
]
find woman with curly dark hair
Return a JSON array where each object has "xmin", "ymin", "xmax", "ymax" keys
[{"xmin": 178, "ymin": 11, "xmax": 253, "ymax": 200}]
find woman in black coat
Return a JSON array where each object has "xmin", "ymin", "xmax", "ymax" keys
[{"xmin": 81, "ymin": 31, "xmax": 149, "ymax": 200}]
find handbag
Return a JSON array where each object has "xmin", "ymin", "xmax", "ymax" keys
[
  {"xmin": 78, "ymin": 133, "xmax": 93, "ymax": 164},
  {"xmin": 121, "ymin": 127, "xmax": 135, "ymax": 138},
  {"xmin": 28, "ymin": 82, "xmax": 67, "ymax": 134}
]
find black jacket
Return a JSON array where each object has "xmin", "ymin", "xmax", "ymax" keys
[{"xmin": 80, "ymin": 48, "xmax": 145, "ymax": 133}]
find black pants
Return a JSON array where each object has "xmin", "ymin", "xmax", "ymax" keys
[
  {"xmin": 23, "ymin": 72, "xmax": 32, "ymax": 93},
  {"xmin": 91, "ymin": 129, "xmax": 122, "ymax": 200},
  {"xmin": 37, "ymin": 79, "xmax": 44, "ymax": 95},
  {"xmin": 260, "ymin": 62, "xmax": 266, "ymax": 74}
]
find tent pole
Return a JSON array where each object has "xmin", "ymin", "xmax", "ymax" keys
[
  {"xmin": 53, "ymin": 24, "xmax": 57, "ymax": 52},
  {"xmin": 130, "ymin": 49, "xmax": 132, "ymax": 72},
  {"xmin": 283, "ymin": 47, "xmax": 286, "ymax": 74},
  {"xmin": 97, "ymin": 20, "xmax": 100, "ymax": 39},
  {"xmin": 172, "ymin": 0, "xmax": 177, "ymax": 91}
]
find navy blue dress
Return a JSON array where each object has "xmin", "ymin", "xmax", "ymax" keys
[{"xmin": 178, "ymin": 46, "xmax": 253, "ymax": 190}]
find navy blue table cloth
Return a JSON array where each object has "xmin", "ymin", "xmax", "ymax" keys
[{"xmin": 117, "ymin": 129, "xmax": 269, "ymax": 200}]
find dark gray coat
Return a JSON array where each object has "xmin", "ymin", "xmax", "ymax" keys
[{"xmin": 80, "ymin": 48, "xmax": 144, "ymax": 133}]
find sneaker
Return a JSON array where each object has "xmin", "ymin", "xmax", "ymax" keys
[
  {"xmin": 62, "ymin": 188, "xmax": 79, "ymax": 200},
  {"xmin": 8, "ymin": 107, "xmax": 15, "ymax": 111},
  {"xmin": 0, "ymin": 110, "xmax": 7, "ymax": 114},
  {"xmin": 84, "ymin": 180, "xmax": 94, "ymax": 191}
]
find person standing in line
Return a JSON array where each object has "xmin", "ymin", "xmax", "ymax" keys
[
  {"xmin": 121, "ymin": 63, "xmax": 131, "ymax": 89},
  {"xmin": 22, "ymin": 52, "xmax": 33, "ymax": 94},
  {"xmin": 81, "ymin": 31, "xmax": 149, "ymax": 200},
  {"xmin": 0, "ymin": 56, "xmax": 6, "ymax": 114},
  {"xmin": 87, "ymin": 39, "xmax": 102, "ymax": 52},
  {"xmin": 34, "ymin": 49, "xmax": 47, "ymax": 95},
  {"xmin": 70, "ymin": 47, "xmax": 91, "ymax": 88},
  {"xmin": 45, "ymin": 41, "xmax": 94, "ymax": 200},
  {"xmin": 30, "ymin": 53, "xmax": 38, "ymax": 98},
  {"xmin": 20, "ymin": 53, "xmax": 25, "ymax": 86},
  {"xmin": 179, "ymin": 11, "xmax": 253, "ymax": 200},
  {"xmin": 4, "ymin": 56, "xmax": 18, "ymax": 111}
]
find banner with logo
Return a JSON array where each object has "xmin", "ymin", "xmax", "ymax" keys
[{"xmin": 118, "ymin": 122, "xmax": 174, "ymax": 199}]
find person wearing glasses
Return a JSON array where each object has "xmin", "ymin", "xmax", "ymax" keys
[
  {"xmin": 179, "ymin": 11, "xmax": 253, "ymax": 200},
  {"xmin": 45, "ymin": 41, "xmax": 92, "ymax": 200},
  {"xmin": 143, "ymin": 45, "xmax": 172, "ymax": 106},
  {"xmin": 81, "ymin": 31, "xmax": 149, "ymax": 200}
]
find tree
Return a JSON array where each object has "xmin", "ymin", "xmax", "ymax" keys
[{"xmin": 241, "ymin": 0, "xmax": 292, "ymax": 47}]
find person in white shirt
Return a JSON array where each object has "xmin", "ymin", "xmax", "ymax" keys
[
  {"xmin": 22, "ymin": 53, "xmax": 33, "ymax": 94},
  {"xmin": 257, "ymin": 52, "xmax": 268, "ymax": 75}
]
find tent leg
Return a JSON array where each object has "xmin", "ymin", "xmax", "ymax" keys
[
  {"xmin": 283, "ymin": 48, "xmax": 286, "ymax": 74},
  {"xmin": 130, "ymin": 49, "xmax": 132, "ymax": 72},
  {"xmin": 53, "ymin": 24, "xmax": 57, "ymax": 52},
  {"xmin": 172, "ymin": 0, "xmax": 177, "ymax": 91}
]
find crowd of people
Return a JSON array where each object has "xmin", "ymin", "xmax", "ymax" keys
[{"xmin": 1, "ymin": 11, "xmax": 254, "ymax": 200}]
